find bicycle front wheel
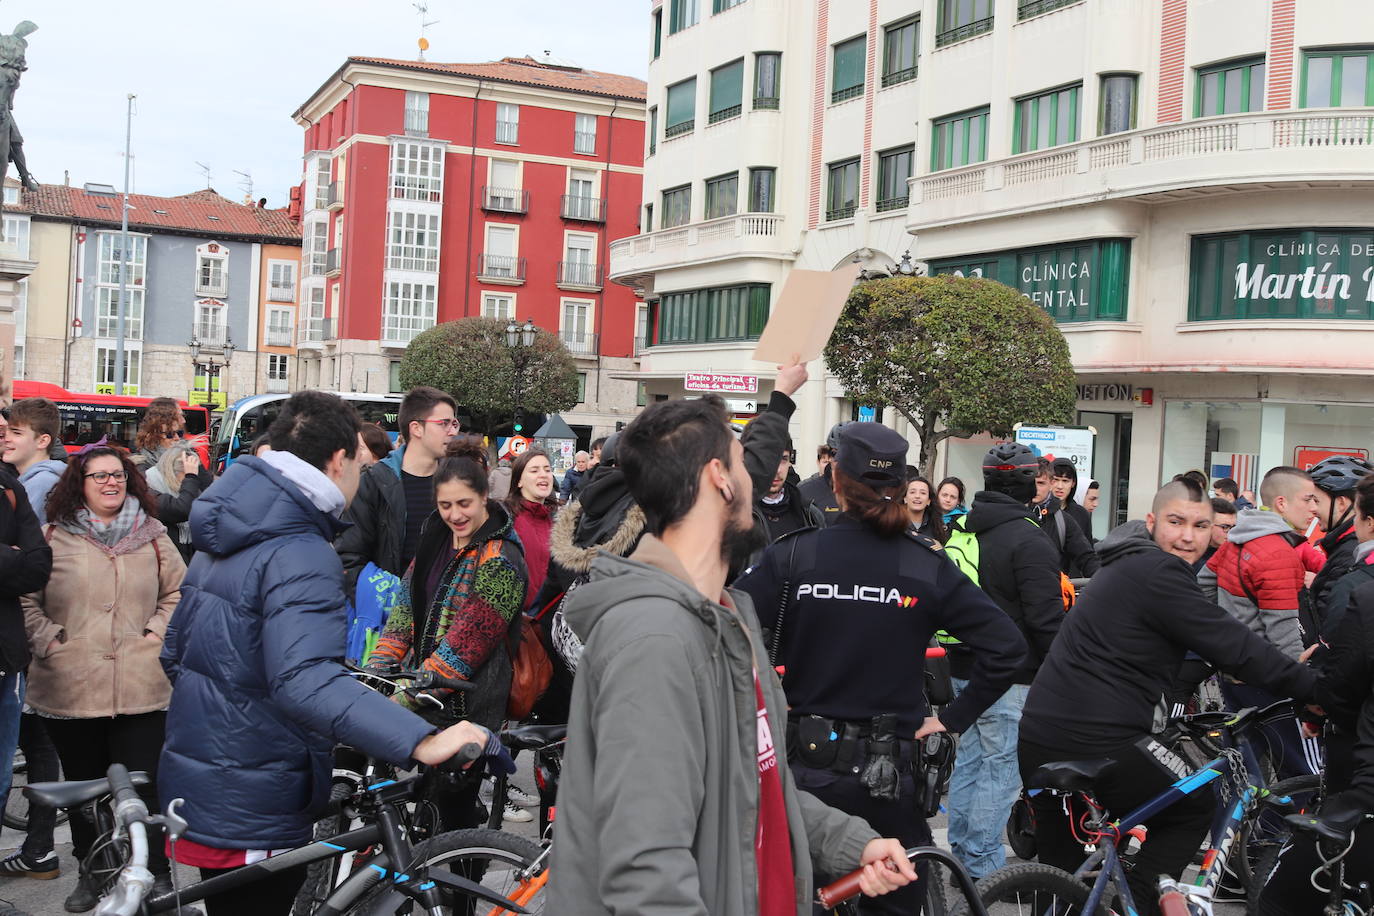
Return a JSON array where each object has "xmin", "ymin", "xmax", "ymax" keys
[
  {"xmin": 958, "ymin": 863, "xmax": 1109, "ymax": 916},
  {"xmin": 1234, "ymin": 774, "xmax": 1322, "ymax": 894},
  {"xmin": 342, "ymin": 828, "xmax": 545, "ymax": 915}
]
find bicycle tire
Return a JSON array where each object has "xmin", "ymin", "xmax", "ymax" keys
[
  {"xmin": 954, "ymin": 863, "xmax": 1108, "ymax": 916},
  {"xmin": 1244, "ymin": 839, "xmax": 1285, "ymax": 916},
  {"xmin": 1006, "ymin": 795, "xmax": 1038, "ymax": 861},
  {"xmin": 1233, "ymin": 773, "xmax": 1321, "ymax": 895},
  {"xmin": 341, "ymin": 827, "xmax": 545, "ymax": 915},
  {"xmin": 292, "ymin": 780, "xmax": 359, "ymax": 916}
]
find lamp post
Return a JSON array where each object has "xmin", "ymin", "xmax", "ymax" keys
[
  {"xmin": 187, "ymin": 336, "xmax": 236, "ymax": 413},
  {"xmin": 504, "ymin": 318, "xmax": 537, "ymax": 436}
]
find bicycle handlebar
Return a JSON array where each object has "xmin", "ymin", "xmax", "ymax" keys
[
  {"xmin": 816, "ymin": 847, "xmax": 988, "ymax": 915},
  {"xmin": 349, "ymin": 661, "xmax": 474, "ymax": 692},
  {"xmin": 94, "ymin": 765, "xmax": 155, "ymax": 916}
]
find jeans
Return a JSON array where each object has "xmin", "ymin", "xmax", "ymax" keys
[
  {"xmin": 945, "ymin": 679, "xmax": 1028, "ymax": 880},
  {"xmin": 0, "ymin": 672, "xmax": 23, "ymax": 840}
]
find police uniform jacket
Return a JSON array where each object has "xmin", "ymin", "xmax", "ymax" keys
[{"xmin": 734, "ymin": 514, "xmax": 1027, "ymax": 735}]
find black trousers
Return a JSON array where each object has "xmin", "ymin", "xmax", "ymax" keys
[
  {"xmin": 18, "ymin": 712, "xmax": 61, "ymax": 858},
  {"xmin": 44, "ymin": 712, "xmax": 169, "ymax": 875},
  {"xmin": 1019, "ymin": 735, "xmax": 1214, "ymax": 916},
  {"xmin": 198, "ymin": 863, "xmax": 308, "ymax": 916},
  {"xmin": 790, "ymin": 763, "xmax": 934, "ymax": 916},
  {"xmin": 1255, "ymin": 820, "xmax": 1373, "ymax": 914},
  {"xmin": 1221, "ymin": 680, "xmax": 1324, "ymax": 779}
]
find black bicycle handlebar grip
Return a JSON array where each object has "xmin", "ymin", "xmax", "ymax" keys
[
  {"xmin": 454, "ymin": 742, "xmax": 483, "ymax": 766},
  {"xmin": 418, "ymin": 671, "xmax": 476, "ymax": 692},
  {"xmin": 106, "ymin": 763, "xmax": 140, "ymax": 808}
]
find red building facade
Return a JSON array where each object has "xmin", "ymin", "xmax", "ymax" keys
[{"xmin": 292, "ymin": 55, "xmax": 647, "ymax": 441}]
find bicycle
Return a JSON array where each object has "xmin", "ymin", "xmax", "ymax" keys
[
  {"xmin": 1251, "ymin": 805, "xmax": 1374, "ymax": 916},
  {"xmin": 484, "ymin": 723, "xmax": 565, "ymax": 838},
  {"xmin": 5, "ymin": 746, "xmax": 69, "ymax": 832},
  {"xmin": 964, "ymin": 702, "xmax": 1310, "ymax": 916}
]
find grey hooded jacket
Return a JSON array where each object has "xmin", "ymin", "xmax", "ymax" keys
[
  {"xmin": 18, "ymin": 458, "xmax": 65, "ymax": 526},
  {"xmin": 547, "ymin": 536, "xmax": 879, "ymax": 916}
]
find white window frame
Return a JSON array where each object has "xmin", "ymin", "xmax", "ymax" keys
[
  {"xmin": 310, "ymin": 154, "xmax": 332, "ymax": 211},
  {"xmin": 197, "ymin": 251, "xmax": 228, "ymax": 298},
  {"xmin": 382, "ymin": 279, "xmax": 438, "ymax": 345},
  {"xmin": 496, "ymin": 103, "xmax": 520, "ymax": 144},
  {"xmin": 305, "ymin": 220, "xmax": 328, "ymax": 276},
  {"xmin": 574, "ymin": 113, "xmax": 597, "ymax": 154},
  {"xmin": 390, "ymin": 139, "xmax": 445, "ymax": 202},
  {"xmin": 481, "ymin": 291, "xmax": 516, "ymax": 320},
  {"xmin": 95, "ymin": 344, "xmax": 141, "ymax": 395},
  {"xmin": 12, "ymin": 278, "xmax": 25, "ymax": 378},
  {"xmin": 404, "ymin": 91, "xmax": 429, "ymax": 135},
  {"xmin": 97, "ymin": 232, "xmax": 148, "ymax": 287},
  {"xmin": 1, "ymin": 214, "xmax": 30, "ymax": 259},
  {"xmin": 387, "ymin": 208, "xmax": 441, "ymax": 273},
  {"xmin": 195, "ymin": 300, "xmax": 228, "ymax": 346},
  {"xmin": 96, "ymin": 287, "xmax": 145, "ymax": 339},
  {"xmin": 636, "ymin": 302, "xmax": 650, "ymax": 352},
  {"xmin": 267, "ymin": 353, "xmax": 290, "ymax": 381},
  {"xmin": 559, "ymin": 297, "xmax": 596, "ymax": 354},
  {"xmin": 266, "ymin": 306, "xmax": 294, "ymax": 346},
  {"xmin": 300, "ymin": 284, "xmax": 326, "ymax": 343},
  {"xmin": 268, "ymin": 260, "xmax": 297, "ymax": 301},
  {"xmin": 2, "ymin": 185, "xmax": 17, "ymax": 205},
  {"xmin": 481, "ymin": 223, "xmax": 520, "ymax": 278}
]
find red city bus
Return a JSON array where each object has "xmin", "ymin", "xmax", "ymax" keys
[{"xmin": 10, "ymin": 381, "xmax": 212, "ymax": 466}]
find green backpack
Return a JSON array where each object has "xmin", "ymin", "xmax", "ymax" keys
[{"xmin": 943, "ymin": 515, "xmax": 981, "ymax": 586}]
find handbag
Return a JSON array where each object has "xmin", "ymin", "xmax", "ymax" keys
[{"xmin": 506, "ymin": 615, "xmax": 554, "ymax": 720}]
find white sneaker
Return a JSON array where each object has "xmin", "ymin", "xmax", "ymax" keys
[
  {"xmin": 507, "ymin": 785, "xmax": 539, "ymax": 808},
  {"xmin": 502, "ymin": 802, "xmax": 534, "ymax": 823}
]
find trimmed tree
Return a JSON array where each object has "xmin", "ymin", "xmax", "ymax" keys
[
  {"xmin": 398, "ymin": 317, "xmax": 580, "ymax": 439},
  {"xmin": 824, "ymin": 275, "xmax": 1076, "ymax": 474}
]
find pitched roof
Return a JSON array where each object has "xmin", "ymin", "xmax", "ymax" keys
[
  {"xmin": 347, "ymin": 55, "xmax": 647, "ymax": 103},
  {"xmin": 5, "ymin": 184, "xmax": 301, "ymax": 242}
]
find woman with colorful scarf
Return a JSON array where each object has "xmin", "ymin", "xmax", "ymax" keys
[
  {"xmin": 21, "ymin": 441, "xmax": 185, "ymax": 912},
  {"xmin": 368, "ymin": 435, "xmax": 527, "ymax": 829}
]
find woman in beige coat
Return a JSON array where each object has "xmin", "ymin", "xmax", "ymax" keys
[{"xmin": 23, "ymin": 441, "xmax": 185, "ymax": 911}]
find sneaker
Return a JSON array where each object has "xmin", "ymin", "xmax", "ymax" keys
[
  {"xmin": 0, "ymin": 850, "xmax": 58, "ymax": 880},
  {"xmin": 507, "ymin": 785, "xmax": 539, "ymax": 808},
  {"xmin": 502, "ymin": 802, "xmax": 534, "ymax": 824}
]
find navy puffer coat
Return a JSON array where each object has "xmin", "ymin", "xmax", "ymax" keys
[{"xmin": 159, "ymin": 457, "xmax": 434, "ymax": 849}]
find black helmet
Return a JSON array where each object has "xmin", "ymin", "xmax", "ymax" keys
[
  {"xmin": 983, "ymin": 442, "xmax": 1040, "ymax": 497},
  {"xmin": 826, "ymin": 421, "xmax": 856, "ymax": 450},
  {"xmin": 1309, "ymin": 455, "xmax": 1372, "ymax": 494},
  {"xmin": 599, "ymin": 432, "xmax": 621, "ymax": 468}
]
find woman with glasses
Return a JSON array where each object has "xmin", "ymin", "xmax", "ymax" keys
[
  {"xmin": 144, "ymin": 441, "xmax": 202, "ymax": 563},
  {"xmin": 21, "ymin": 442, "xmax": 186, "ymax": 911},
  {"xmin": 133, "ymin": 397, "xmax": 212, "ymax": 548}
]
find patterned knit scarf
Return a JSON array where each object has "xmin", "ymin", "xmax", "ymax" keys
[{"xmin": 63, "ymin": 497, "xmax": 144, "ymax": 548}]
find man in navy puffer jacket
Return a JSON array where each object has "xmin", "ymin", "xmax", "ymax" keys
[{"xmin": 159, "ymin": 392, "xmax": 485, "ymax": 914}]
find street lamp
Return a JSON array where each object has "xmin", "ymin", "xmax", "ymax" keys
[
  {"xmin": 505, "ymin": 318, "xmax": 537, "ymax": 435},
  {"xmin": 187, "ymin": 336, "xmax": 236, "ymax": 412}
]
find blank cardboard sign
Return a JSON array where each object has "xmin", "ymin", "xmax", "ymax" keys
[{"xmin": 752, "ymin": 267, "xmax": 856, "ymax": 364}]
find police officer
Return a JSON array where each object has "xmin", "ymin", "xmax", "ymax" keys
[
  {"xmin": 798, "ymin": 422, "xmax": 852, "ymax": 527},
  {"xmin": 735, "ymin": 423, "xmax": 1027, "ymax": 915}
]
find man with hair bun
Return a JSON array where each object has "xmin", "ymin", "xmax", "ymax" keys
[{"xmin": 1021, "ymin": 477, "xmax": 1319, "ymax": 916}]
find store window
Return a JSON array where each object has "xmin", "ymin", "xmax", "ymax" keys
[
  {"xmin": 1160, "ymin": 401, "xmax": 1263, "ymax": 491},
  {"xmin": 1188, "ymin": 228, "xmax": 1374, "ymax": 321},
  {"xmin": 1302, "ymin": 48, "xmax": 1374, "ymax": 107},
  {"xmin": 1015, "ymin": 83, "xmax": 1081, "ymax": 153},
  {"xmin": 931, "ymin": 107, "xmax": 989, "ymax": 171},
  {"xmin": 929, "ymin": 238, "xmax": 1131, "ymax": 323},
  {"xmin": 1195, "ymin": 56, "xmax": 1265, "ymax": 117}
]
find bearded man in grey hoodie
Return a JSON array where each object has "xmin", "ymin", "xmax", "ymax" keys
[{"xmin": 549, "ymin": 376, "xmax": 917, "ymax": 916}]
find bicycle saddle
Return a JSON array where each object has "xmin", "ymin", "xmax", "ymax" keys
[
  {"xmin": 1025, "ymin": 759, "xmax": 1114, "ymax": 793},
  {"xmin": 501, "ymin": 723, "xmax": 568, "ymax": 751},
  {"xmin": 1287, "ymin": 796, "xmax": 1372, "ymax": 845},
  {"xmin": 25, "ymin": 771, "xmax": 151, "ymax": 809}
]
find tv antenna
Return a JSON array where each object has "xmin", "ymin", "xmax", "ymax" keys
[
  {"xmin": 234, "ymin": 169, "xmax": 254, "ymax": 202},
  {"xmin": 412, "ymin": 2, "xmax": 439, "ymax": 59},
  {"xmin": 194, "ymin": 161, "xmax": 212, "ymax": 189}
]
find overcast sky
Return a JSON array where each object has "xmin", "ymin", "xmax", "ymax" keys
[{"xmin": 10, "ymin": 0, "xmax": 647, "ymax": 209}]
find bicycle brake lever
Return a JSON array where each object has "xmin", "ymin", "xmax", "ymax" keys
[{"xmin": 161, "ymin": 799, "xmax": 188, "ymax": 843}]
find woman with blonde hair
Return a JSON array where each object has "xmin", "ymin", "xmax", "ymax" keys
[{"xmin": 145, "ymin": 440, "xmax": 199, "ymax": 562}]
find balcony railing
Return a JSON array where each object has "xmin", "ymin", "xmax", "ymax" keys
[
  {"xmin": 482, "ymin": 186, "xmax": 529, "ymax": 214},
  {"xmin": 708, "ymin": 104, "xmax": 742, "ymax": 124},
  {"xmin": 265, "ymin": 377, "xmax": 290, "ymax": 393},
  {"xmin": 559, "ymin": 331, "xmax": 598, "ymax": 356},
  {"xmin": 268, "ymin": 282, "xmax": 295, "ymax": 302},
  {"xmin": 194, "ymin": 322, "xmax": 228, "ymax": 347},
  {"xmin": 875, "ymin": 195, "xmax": 909, "ymax": 212},
  {"xmin": 825, "ymin": 204, "xmax": 857, "ymax": 221},
  {"xmin": 477, "ymin": 254, "xmax": 526, "ymax": 283},
  {"xmin": 265, "ymin": 328, "xmax": 293, "ymax": 347},
  {"xmin": 935, "ymin": 16, "xmax": 993, "ymax": 47},
  {"xmin": 664, "ymin": 120, "xmax": 694, "ymax": 139},
  {"xmin": 496, "ymin": 122, "xmax": 518, "ymax": 144},
  {"xmin": 1018, "ymin": 0, "xmax": 1083, "ymax": 19},
  {"xmin": 326, "ymin": 181, "xmax": 344, "ymax": 211},
  {"xmin": 831, "ymin": 84, "xmax": 863, "ymax": 104},
  {"xmin": 298, "ymin": 318, "xmax": 325, "ymax": 346},
  {"xmin": 195, "ymin": 277, "xmax": 227, "ymax": 298},
  {"xmin": 404, "ymin": 107, "xmax": 429, "ymax": 136},
  {"xmin": 608, "ymin": 213, "xmax": 785, "ymax": 284},
  {"xmin": 561, "ymin": 194, "xmax": 606, "ymax": 222},
  {"xmin": 753, "ymin": 95, "xmax": 779, "ymax": 111},
  {"xmin": 881, "ymin": 66, "xmax": 917, "ymax": 88},
  {"xmin": 322, "ymin": 318, "xmax": 338, "ymax": 341},
  {"xmin": 558, "ymin": 261, "xmax": 604, "ymax": 290},
  {"xmin": 325, "ymin": 248, "xmax": 341, "ymax": 277},
  {"xmin": 634, "ymin": 334, "xmax": 648, "ymax": 355},
  {"xmin": 909, "ymin": 108, "xmax": 1374, "ymax": 231}
]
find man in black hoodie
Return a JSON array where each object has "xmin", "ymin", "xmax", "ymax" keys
[
  {"xmin": 1050, "ymin": 457, "xmax": 1097, "ymax": 544},
  {"xmin": 1019, "ymin": 478, "xmax": 1319, "ymax": 916},
  {"xmin": 945, "ymin": 442, "xmax": 1065, "ymax": 880},
  {"xmin": 1308, "ymin": 455, "xmax": 1372, "ymax": 635},
  {"xmin": 1033, "ymin": 458, "xmax": 1100, "ymax": 577}
]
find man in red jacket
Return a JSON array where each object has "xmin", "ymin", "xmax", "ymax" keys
[{"xmin": 1200, "ymin": 465, "xmax": 1322, "ymax": 778}]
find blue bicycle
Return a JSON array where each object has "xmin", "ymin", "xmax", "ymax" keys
[{"xmin": 965, "ymin": 702, "xmax": 1311, "ymax": 916}]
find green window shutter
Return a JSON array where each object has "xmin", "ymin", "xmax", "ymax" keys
[
  {"xmin": 832, "ymin": 36, "xmax": 866, "ymax": 100},
  {"xmin": 710, "ymin": 60, "xmax": 744, "ymax": 120},
  {"xmin": 666, "ymin": 78, "xmax": 697, "ymax": 131}
]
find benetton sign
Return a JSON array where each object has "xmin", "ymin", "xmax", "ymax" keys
[
  {"xmin": 1190, "ymin": 228, "xmax": 1374, "ymax": 320},
  {"xmin": 685, "ymin": 373, "xmax": 757, "ymax": 394}
]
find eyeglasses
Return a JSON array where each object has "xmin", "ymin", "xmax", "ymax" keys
[
  {"xmin": 423, "ymin": 419, "xmax": 460, "ymax": 431},
  {"xmin": 84, "ymin": 470, "xmax": 129, "ymax": 484},
  {"xmin": 164, "ymin": 429, "xmax": 186, "ymax": 439},
  {"xmin": 1215, "ymin": 522, "xmax": 1236, "ymax": 532}
]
